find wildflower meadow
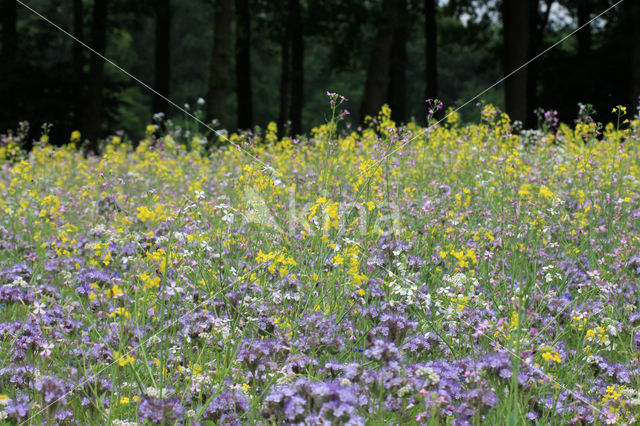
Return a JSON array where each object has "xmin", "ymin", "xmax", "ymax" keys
[{"xmin": 2, "ymin": 99, "xmax": 640, "ymax": 425}]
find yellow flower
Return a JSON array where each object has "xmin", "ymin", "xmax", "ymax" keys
[
  {"xmin": 518, "ymin": 184, "xmax": 531, "ymax": 197},
  {"xmin": 117, "ymin": 353, "xmax": 135, "ymax": 367},
  {"xmin": 137, "ymin": 206, "xmax": 155, "ymax": 222},
  {"xmin": 541, "ymin": 348, "xmax": 561, "ymax": 363},
  {"xmin": 120, "ymin": 397, "xmax": 130, "ymax": 404},
  {"xmin": 539, "ymin": 185, "xmax": 554, "ymax": 199},
  {"xmin": 107, "ymin": 284, "xmax": 124, "ymax": 298},
  {"xmin": 146, "ymin": 124, "xmax": 156, "ymax": 136},
  {"xmin": 103, "ymin": 251, "xmax": 112, "ymax": 266},
  {"xmin": 70, "ymin": 130, "xmax": 82, "ymax": 143},
  {"xmin": 141, "ymin": 273, "xmax": 161, "ymax": 290}
]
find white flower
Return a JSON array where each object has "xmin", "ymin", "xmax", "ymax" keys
[
  {"xmin": 222, "ymin": 211, "xmax": 235, "ymax": 224},
  {"xmin": 397, "ymin": 384, "xmax": 413, "ymax": 397},
  {"xmin": 166, "ymin": 282, "xmax": 182, "ymax": 296},
  {"xmin": 415, "ymin": 366, "xmax": 440, "ymax": 385},
  {"xmin": 40, "ymin": 342, "xmax": 54, "ymax": 358},
  {"xmin": 12, "ymin": 277, "xmax": 28, "ymax": 288},
  {"xmin": 33, "ymin": 301, "xmax": 46, "ymax": 315},
  {"xmin": 197, "ymin": 97, "xmax": 206, "ymax": 105},
  {"xmin": 145, "ymin": 386, "xmax": 171, "ymax": 398}
]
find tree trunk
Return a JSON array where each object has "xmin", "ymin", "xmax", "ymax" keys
[
  {"xmin": 502, "ymin": 0, "xmax": 531, "ymax": 124},
  {"xmin": 631, "ymin": 3, "xmax": 640, "ymax": 104},
  {"xmin": 206, "ymin": 0, "xmax": 234, "ymax": 124},
  {"xmin": 1, "ymin": 0, "xmax": 17, "ymax": 61},
  {"xmin": 278, "ymin": 9, "xmax": 292, "ymax": 133},
  {"xmin": 72, "ymin": 0, "xmax": 85, "ymax": 78},
  {"xmin": 153, "ymin": 0, "xmax": 171, "ymax": 115},
  {"xmin": 388, "ymin": 0, "xmax": 407, "ymax": 123},
  {"xmin": 361, "ymin": 0, "xmax": 395, "ymax": 120},
  {"xmin": 83, "ymin": 0, "xmax": 109, "ymax": 152},
  {"xmin": 235, "ymin": 0, "xmax": 253, "ymax": 129},
  {"xmin": 525, "ymin": 0, "xmax": 540, "ymax": 128},
  {"xmin": 72, "ymin": 0, "xmax": 85, "ymax": 133},
  {"xmin": 424, "ymin": 0, "xmax": 437, "ymax": 102},
  {"xmin": 289, "ymin": 0, "xmax": 304, "ymax": 135}
]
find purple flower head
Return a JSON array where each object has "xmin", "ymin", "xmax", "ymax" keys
[
  {"xmin": 5, "ymin": 393, "xmax": 31, "ymax": 420},
  {"xmin": 0, "ymin": 262, "xmax": 32, "ymax": 282},
  {"xmin": 202, "ymin": 389, "xmax": 249, "ymax": 424},
  {"xmin": 263, "ymin": 378, "xmax": 365, "ymax": 424},
  {"xmin": 34, "ymin": 375, "xmax": 68, "ymax": 406},
  {"xmin": 369, "ymin": 313, "xmax": 417, "ymax": 343},
  {"xmin": 294, "ymin": 312, "xmax": 347, "ymax": 354},
  {"xmin": 365, "ymin": 339, "xmax": 403, "ymax": 363},
  {"xmin": 236, "ymin": 338, "xmax": 288, "ymax": 384},
  {"xmin": 138, "ymin": 397, "xmax": 184, "ymax": 424},
  {"xmin": 0, "ymin": 285, "xmax": 34, "ymax": 304}
]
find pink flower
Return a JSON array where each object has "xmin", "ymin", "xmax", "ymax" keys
[{"xmin": 604, "ymin": 412, "xmax": 617, "ymax": 424}]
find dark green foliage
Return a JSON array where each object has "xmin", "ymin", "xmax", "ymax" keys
[{"xmin": 0, "ymin": 0, "xmax": 639, "ymax": 146}]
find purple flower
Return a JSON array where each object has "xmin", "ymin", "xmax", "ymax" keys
[
  {"xmin": 0, "ymin": 262, "xmax": 32, "ymax": 281},
  {"xmin": 202, "ymin": 389, "xmax": 249, "ymax": 424},
  {"xmin": 236, "ymin": 338, "xmax": 288, "ymax": 384},
  {"xmin": 5, "ymin": 393, "xmax": 31, "ymax": 420},
  {"xmin": 0, "ymin": 285, "xmax": 34, "ymax": 304},
  {"xmin": 369, "ymin": 314, "xmax": 417, "ymax": 343},
  {"xmin": 365, "ymin": 340, "xmax": 403, "ymax": 363},
  {"xmin": 138, "ymin": 397, "xmax": 184, "ymax": 424},
  {"xmin": 263, "ymin": 379, "xmax": 365, "ymax": 424},
  {"xmin": 294, "ymin": 312, "xmax": 347, "ymax": 354},
  {"xmin": 34, "ymin": 375, "xmax": 68, "ymax": 406}
]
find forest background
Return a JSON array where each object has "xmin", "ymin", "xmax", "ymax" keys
[{"xmin": 1, "ymin": 0, "xmax": 638, "ymax": 149}]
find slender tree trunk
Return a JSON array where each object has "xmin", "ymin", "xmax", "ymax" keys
[
  {"xmin": 72, "ymin": 0, "xmax": 85, "ymax": 77},
  {"xmin": 525, "ymin": 0, "xmax": 540, "ymax": 128},
  {"xmin": 235, "ymin": 0, "xmax": 253, "ymax": 129},
  {"xmin": 502, "ymin": 0, "xmax": 531, "ymax": 124},
  {"xmin": 83, "ymin": 0, "xmax": 109, "ymax": 152},
  {"xmin": 72, "ymin": 0, "xmax": 85, "ymax": 133},
  {"xmin": 388, "ymin": 0, "xmax": 407, "ymax": 123},
  {"xmin": 289, "ymin": 0, "xmax": 304, "ymax": 135},
  {"xmin": 278, "ymin": 9, "xmax": 292, "ymax": 133},
  {"xmin": 525, "ymin": 0, "xmax": 553, "ymax": 127},
  {"xmin": 1, "ymin": 0, "xmax": 17, "ymax": 61},
  {"xmin": 631, "ymin": 3, "xmax": 640, "ymax": 104},
  {"xmin": 424, "ymin": 0, "xmax": 437, "ymax": 102},
  {"xmin": 361, "ymin": 0, "xmax": 395, "ymax": 119},
  {"xmin": 206, "ymin": 0, "xmax": 234, "ymax": 124},
  {"xmin": 153, "ymin": 0, "xmax": 171, "ymax": 115}
]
